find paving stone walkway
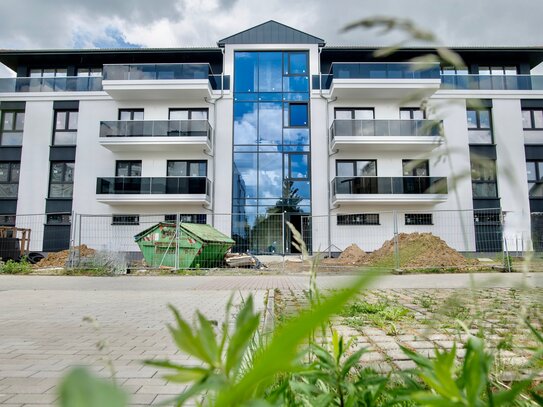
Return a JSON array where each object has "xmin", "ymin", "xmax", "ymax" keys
[{"xmin": 0, "ymin": 273, "xmax": 541, "ymax": 406}]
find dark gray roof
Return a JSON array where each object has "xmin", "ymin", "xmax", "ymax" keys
[{"xmin": 218, "ymin": 20, "xmax": 325, "ymax": 46}]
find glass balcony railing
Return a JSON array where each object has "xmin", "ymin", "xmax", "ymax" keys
[
  {"xmin": 102, "ymin": 63, "xmax": 229, "ymax": 90},
  {"xmin": 100, "ymin": 120, "xmax": 212, "ymax": 141},
  {"xmin": 96, "ymin": 177, "xmax": 211, "ymax": 196},
  {"xmin": 441, "ymin": 74, "xmax": 543, "ymax": 90},
  {"xmin": 332, "ymin": 176, "xmax": 448, "ymax": 196},
  {"xmin": 330, "ymin": 119, "xmax": 442, "ymax": 140},
  {"xmin": 330, "ymin": 62, "xmax": 442, "ymax": 80},
  {"xmin": 0, "ymin": 76, "xmax": 103, "ymax": 92}
]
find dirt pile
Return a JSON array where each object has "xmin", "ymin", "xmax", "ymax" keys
[
  {"xmin": 34, "ymin": 245, "xmax": 96, "ymax": 268},
  {"xmin": 337, "ymin": 244, "xmax": 367, "ymax": 265},
  {"xmin": 365, "ymin": 233, "xmax": 477, "ymax": 268}
]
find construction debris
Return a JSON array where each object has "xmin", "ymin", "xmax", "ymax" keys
[
  {"xmin": 225, "ymin": 253, "xmax": 263, "ymax": 268},
  {"xmin": 34, "ymin": 245, "xmax": 96, "ymax": 268},
  {"xmin": 337, "ymin": 244, "xmax": 367, "ymax": 265}
]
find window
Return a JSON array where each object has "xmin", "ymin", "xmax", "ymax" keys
[
  {"xmin": 116, "ymin": 161, "xmax": 142, "ymax": 177},
  {"xmin": 167, "ymin": 160, "xmax": 207, "ymax": 177},
  {"xmin": 49, "ymin": 162, "xmax": 74, "ymax": 198},
  {"xmin": 29, "ymin": 68, "xmax": 67, "ymax": 77},
  {"xmin": 0, "ymin": 215, "xmax": 16, "ymax": 226},
  {"xmin": 0, "ymin": 162, "xmax": 20, "ymax": 198},
  {"xmin": 46, "ymin": 214, "xmax": 71, "ymax": 224},
  {"xmin": 286, "ymin": 103, "xmax": 308, "ymax": 127},
  {"xmin": 441, "ymin": 66, "xmax": 468, "ymax": 75},
  {"xmin": 522, "ymin": 109, "xmax": 543, "ymax": 129},
  {"xmin": 466, "ymin": 108, "xmax": 493, "ymax": 144},
  {"xmin": 405, "ymin": 213, "xmax": 433, "ymax": 225},
  {"xmin": 403, "ymin": 159, "xmax": 429, "ymax": 176},
  {"xmin": 337, "ymin": 214, "xmax": 379, "ymax": 225},
  {"xmin": 112, "ymin": 215, "xmax": 139, "ymax": 225},
  {"xmin": 286, "ymin": 52, "xmax": 308, "ymax": 75},
  {"xmin": 478, "ymin": 66, "xmax": 517, "ymax": 75},
  {"xmin": 1, "ymin": 111, "xmax": 25, "ymax": 146},
  {"xmin": 169, "ymin": 109, "xmax": 208, "ymax": 120},
  {"xmin": 118, "ymin": 109, "xmax": 144, "ymax": 121},
  {"xmin": 53, "ymin": 110, "xmax": 78, "ymax": 145},
  {"xmin": 286, "ymin": 153, "xmax": 309, "ymax": 180},
  {"xmin": 527, "ymin": 160, "xmax": 543, "ymax": 198},
  {"xmin": 334, "ymin": 108, "xmax": 374, "ymax": 120},
  {"xmin": 336, "ymin": 160, "xmax": 377, "ymax": 177},
  {"xmin": 164, "ymin": 214, "xmax": 207, "ymax": 224},
  {"xmin": 400, "ymin": 108, "xmax": 425, "ymax": 120},
  {"xmin": 471, "ymin": 159, "xmax": 498, "ymax": 198},
  {"xmin": 77, "ymin": 68, "xmax": 102, "ymax": 77}
]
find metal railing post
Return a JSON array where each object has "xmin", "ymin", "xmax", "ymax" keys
[
  {"xmin": 175, "ymin": 213, "xmax": 180, "ymax": 271},
  {"xmin": 393, "ymin": 210, "xmax": 400, "ymax": 270}
]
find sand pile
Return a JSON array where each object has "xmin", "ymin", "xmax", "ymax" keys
[
  {"xmin": 35, "ymin": 245, "xmax": 96, "ymax": 268},
  {"xmin": 337, "ymin": 244, "xmax": 367, "ymax": 265},
  {"xmin": 365, "ymin": 233, "xmax": 477, "ymax": 268}
]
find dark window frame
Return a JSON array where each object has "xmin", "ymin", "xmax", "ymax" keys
[
  {"xmin": 527, "ymin": 160, "xmax": 543, "ymax": 198},
  {"xmin": 168, "ymin": 108, "xmax": 209, "ymax": 120},
  {"xmin": 166, "ymin": 160, "xmax": 207, "ymax": 177},
  {"xmin": 471, "ymin": 158, "xmax": 499, "ymax": 198},
  {"xmin": 118, "ymin": 109, "xmax": 144, "ymax": 120},
  {"xmin": 164, "ymin": 214, "xmax": 207, "ymax": 224},
  {"xmin": 337, "ymin": 214, "xmax": 380, "ymax": 226},
  {"xmin": 52, "ymin": 109, "xmax": 78, "ymax": 145},
  {"xmin": 336, "ymin": 159, "xmax": 378, "ymax": 177},
  {"xmin": 0, "ymin": 161, "xmax": 20, "ymax": 199},
  {"xmin": 334, "ymin": 108, "xmax": 375, "ymax": 120},
  {"xmin": 402, "ymin": 159, "xmax": 430, "ymax": 176},
  {"xmin": 112, "ymin": 215, "xmax": 140, "ymax": 226},
  {"xmin": 522, "ymin": 108, "xmax": 543, "ymax": 130},
  {"xmin": 48, "ymin": 161, "xmax": 75, "ymax": 198},
  {"xmin": 46, "ymin": 213, "xmax": 71, "ymax": 225},
  {"xmin": 467, "ymin": 107, "xmax": 493, "ymax": 144},
  {"xmin": 285, "ymin": 102, "xmax": 309, "ymax": 128},
  {"xmin": 115, "ymin": 160, "xmax": 142, "ymax": 177},
  {"xmin": 405, "ymin": 213, "xmax": 433, "ymax": 225},
  {"xmin": 0, "ymin": 110, "xmax": 25, "ymax": 146},
  {"xmin": 284, "ymin": 52, "xmax": 308, "ymax": 77},
  {"xmin": 400, "ymin": 107, "xmax": 426, "ymax": 120}
]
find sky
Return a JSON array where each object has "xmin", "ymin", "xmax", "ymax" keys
[{"xmin": 0, "ymin": 0, "xmax": 542, "ymax": 75}]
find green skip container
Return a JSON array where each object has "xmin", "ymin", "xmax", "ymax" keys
[{"xmin": 134, "ymin": 222, "xmax": 235, "ymax": 269}]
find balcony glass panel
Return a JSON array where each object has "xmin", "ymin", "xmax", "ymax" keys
[
  {"xmin": 332, "ymin": 176, "xmax": 447, "ymax": 195},
  {"xmin": 99, "ymin": 120, "xmax": 211, "ymax": 139},
  {"xmin": 330, "ymin": 63, "xmax": 441, "ymax": 80},
  {"xmin": 330, "ymin": 119, "xmax": 441, "ymax": 139},
  {"xmin": 529, "ymin": 182, "xmax": 543, "ymax": 197},
  {"xmin": 96, "ymin": 177, "xmax": 209, "ymax": 195},
  {"xmin": 472, "ymin": 181, "xmax": 498, "ymax": 198},
  {"xmin": 0, "ymin": 76, "xmax": 102, "ymax": 92},
  {"xmin": 102, "ymin": 64, "xmax": 212, "ymax": 81},
  {"xmin": 468, "ymin": 129, "xmax": 493, "ymax": 144},
  {"xmin": 441, "ymin": 74, "xmax": 543, "ymax": 90}
]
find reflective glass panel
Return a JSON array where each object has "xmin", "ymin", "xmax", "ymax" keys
[
  {"xmin": 356, "ymin": 161, "xmax": 377, "ymax": 176},
  {"xmin": 466, "ymin": 110, "xmax": 478, "ymax": 128},
  {"xmin": 523, "ymin": 110, "xmax": 533, "ymax": 129},
  {"xmin": 0, "ymin": 163, "xmax": 9, "ymax": 182},
  {"xmin": 289, "ymin": 104, "xmax": 308, "ymax": 127},
  {"xmin": 233, "ymin": 153, "xmax": 258, "ymax": 198},
  {"xmin": 234, "ymin": 102, "xmax": 257, "ymax": 144},
  {"xmin": 258, "ymin": 52, "xmax": 282, "ymax": 92},
  {"xmin": 2, "ymin": 112, "xmax": 13, "ymax": 130},
  {"xmin": 527, "ymin": 162, "xmax": 537, "ymax": 181},
  {"xmin": 534, "ymin": 110, "xmax": 543, "ymax": 128},
  {"xmin": 288, "ymin": 53, "xmax": 307, "ymax": 74},
  {"xmin": 289, "ymin": 154, "xmax": 308, "ymax": 179},
  {"xmin": 258, "ymin": 103, "xmax": 282, "ymax": 144},
  {"xmin": 169, "ymin": 110, "xmax": 188, "ymax": 120},
  {"xmin": 68, "ymin": 112, "xmax": 78, "ymax": 130},
  {"xmin": 479, "ymin": 110, "xmax": 491, "ymax": 128},
  {"xmin": 234, "ymin": 52, "xmax": 258, "ymax": 93},
  {"xmin": 56, "ymin": 112, "xmax": 67, "ymax": 129}
]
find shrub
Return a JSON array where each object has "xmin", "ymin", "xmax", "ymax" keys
[{"xmin": 0, "ymin": 259, "xmax": 32, "ymax": 274}]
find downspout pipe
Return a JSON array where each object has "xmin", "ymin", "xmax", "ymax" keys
[{"xmin": 204, "ymin": 48, "xmax": 225, "ymax": 226}]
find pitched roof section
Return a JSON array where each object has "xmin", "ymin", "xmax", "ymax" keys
[{"xmin": 218, "ymin": 20, "xmax": 325, "ymax": 47}]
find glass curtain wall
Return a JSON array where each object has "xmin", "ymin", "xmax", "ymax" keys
[{"xmin": 232, "ymin": 51, "xmax": 311, "ymax": 254}]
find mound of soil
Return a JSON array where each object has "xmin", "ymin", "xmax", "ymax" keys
[
  {"xmin": 364, "ymin": 233, "xmax": 477, "ymax": 268},
  {"xmin": 34, "ymin": 245, "xmax": 96, "ymax": 268},
  {"xmin": 337, "ymin": 244, "xmax": 367, "ymax": 265}
]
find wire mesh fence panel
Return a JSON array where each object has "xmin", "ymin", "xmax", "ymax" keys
[{"xmin": 530, "ymin": 212, "xmax": 543, "ymax": 254}]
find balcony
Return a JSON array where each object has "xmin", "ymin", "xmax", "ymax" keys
[
  {"xmin": 441, "ymin": 74, "xmax": 543, "ymax": 91},
  {"xmin": 99, "ymin": 120, "xmax": 212, "ymax": 153},
  {"xmin": 318, "ymin": 62, "xmax": 442, "ymax": 99},
  {"xmin": 331, "ymin": 176, "xmax": 448, "ymax": 205},
  {"xmin": 0, "ymin": 76, "xmax": 102, "ymax": 93},
  {"xmin": 102, "ymin": 63, "xmax": 226, "ymax": 100},
  {"xmin": 96, "ymin": 177, "xmax": 211, "ymax": 206},
  {"xmin": 330, "ymin": 119, "xmax": 443, "ymax": 152}
]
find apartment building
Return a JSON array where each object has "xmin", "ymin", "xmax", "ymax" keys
[{"xmin": 0, "ymin": 20, "xmax": 541, "ymax": 255}]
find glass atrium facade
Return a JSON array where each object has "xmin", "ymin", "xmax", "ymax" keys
[{"xmin": 232, "ymin": 51, "xmax": 311, "ymax": 253}]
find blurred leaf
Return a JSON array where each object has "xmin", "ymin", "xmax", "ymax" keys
[{"xmin": 59, "ymin": 367, "xmax": 127, "ymax": 407}]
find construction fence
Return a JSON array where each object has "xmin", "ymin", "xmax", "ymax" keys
[{"xmin": 2, "ymin": 209, "xmax": 543, "ymax": 270}]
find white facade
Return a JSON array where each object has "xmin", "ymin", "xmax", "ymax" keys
[{"xmin": 0, "ymin": 21, "xmax": 542, "ymax": 254}]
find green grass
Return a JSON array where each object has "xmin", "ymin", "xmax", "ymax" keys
[
  {"xmin": 0, "ymin": 259, "xmax": 32, "ymax": 274},
  {"xmin": 340, "ymin": 299, "xmax": 413, "ymax": 335},
  {"xmin": 64, "ymin": 267, "xmax": 114, "ymax": 276}
]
